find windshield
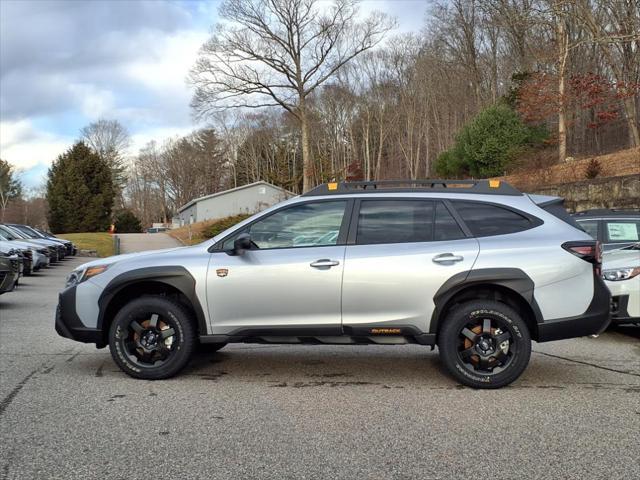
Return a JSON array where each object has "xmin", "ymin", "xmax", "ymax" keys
[
  {"xmin": 0, "ymin": 225, "xmax": 23, "ymax": 240},
  {"xmin": 8, "ymin": 225, "xmax": 37, "ymax": 238}
]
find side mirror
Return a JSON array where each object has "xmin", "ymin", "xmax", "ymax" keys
[{"xmin": 229, "ymin": 233, "xmax": 253, "ymax": 256}]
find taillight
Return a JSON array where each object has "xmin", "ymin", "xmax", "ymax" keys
[{"xmin": 562, "ymin": 241, "xmax": 602, "ymax": 275}]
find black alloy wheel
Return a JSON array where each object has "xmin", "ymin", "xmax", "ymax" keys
[
  {"xmin": 109, "ymin": 296, "xmax": 196, "ymax": 379},
  {"xmin": 439, "ymin": 300, "xmax": 531, "ymax": 389}
]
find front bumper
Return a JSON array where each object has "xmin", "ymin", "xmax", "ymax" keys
[
  {"xmin": 0, "ymin": 269, "xmax": 18, "ymax": 293},
  {"xmin": 537, "ymin": 272, "xmax": 611, "ymax": 342},
  {"xmin": 55, "ymin": 285, "xmax": 105, "ymax": 346},
  {"xmin": 33, "ymin": 252, "xmax": 49, "ymax": 269}
]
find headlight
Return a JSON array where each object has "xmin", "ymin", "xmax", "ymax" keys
[
  {"xmin": 66, "ymin": 264, "xmax": 110, "ymax": 287},
  {"xmin": 602, "ymin": 267, "xmax": 640, "ymax": 281},
  {"xmin": 66, "ymin": 271, "xmax": 81, "ymax": 287}
]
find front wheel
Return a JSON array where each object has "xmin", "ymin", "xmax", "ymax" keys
[
  {"xmin": 109, "ymin": 296, "xmax": 196, "ymax": 380},
  {"xmin": 438, "ymin": 300, "xmax": 531, "ymax": 389}
]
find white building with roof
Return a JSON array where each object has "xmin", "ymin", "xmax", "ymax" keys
[{"xmin": 174, "ymin": 181, "xmax": 294, "ymax": 227}]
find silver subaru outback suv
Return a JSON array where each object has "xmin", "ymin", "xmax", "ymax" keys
[{"xmin": 55, "ymin": 180, "xmax": 610, "ymax": 388}]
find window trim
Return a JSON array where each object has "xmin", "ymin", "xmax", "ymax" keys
[
  {"xmin": 449, "ymin": 200, "xmax": 543, "ymax": 238},
  {"xmin": 346, "ymin": 198, "xmax": 470, "ymax": 246},
  {"xmin": 210, "ymin": 198, "xmax": 354, "ymax": 253}
]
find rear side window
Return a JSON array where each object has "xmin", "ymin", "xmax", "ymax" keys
[
  {"xmin": 605, "ymin": 220, "xmax": 640, "ymax": 242},
  {"xmin": 453, "ymin": 201, "xmax": 534, "ymax": 237},
  {"xmin": 356, "ymin": 200, "xmax": 434, "ymax": 244}
]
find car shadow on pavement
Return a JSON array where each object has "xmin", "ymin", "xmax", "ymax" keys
[
  {"xmin": 611, "ymin": 325, "xmax": 640, "ymax": 339},
  {"xmin": 56, "ymin": 342, "xmax": 640, "ymax": 392}
]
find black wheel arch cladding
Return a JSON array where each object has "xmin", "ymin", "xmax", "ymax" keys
[
  {"xmin": 97, "ymin": 266, "xmax": 208, "ymax": 337},
  {"xmin": 431, "ymin": 268, "xmax": 543, "ymax": 337}
]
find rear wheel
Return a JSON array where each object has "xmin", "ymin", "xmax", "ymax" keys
[
  {"xmin": 438, "ymin": 300, "xmax": 531, "ymax": 389},
  {"xmin": 109, "ymin": 296, "xmax": 196, "ymax": 380}
]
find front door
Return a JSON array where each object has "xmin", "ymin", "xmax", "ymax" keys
[
  {"xmin": 341, "ymin": 199, "xmax": 480, "ymax": 332},
  {"xmin": 207, "ymin": 200, "xmax": 350, "ymax": 333}
]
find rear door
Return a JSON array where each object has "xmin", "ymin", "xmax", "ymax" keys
[{"xmin": 341, "ymin": 199, "xmax": 479, "ymax": 333}]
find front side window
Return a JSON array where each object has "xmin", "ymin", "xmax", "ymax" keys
[
  {"xmin": 356, "ymin": 200, "xmax": 434, "ymax": 245},
  {"xmin": 453, "ymin": 201, "xmax": 534, "ymax": 237},
  {"xmin": 222, "ymin": 201, "xmax": 347, "ymax": 250},
  {"xmin": 605, "ymin": 220, "xmax": 640, "ymax": 242}
]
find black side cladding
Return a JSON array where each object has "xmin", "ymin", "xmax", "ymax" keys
[{"xmin": 431, "ymin": 268, "xmax": 543, "ymax": 336}]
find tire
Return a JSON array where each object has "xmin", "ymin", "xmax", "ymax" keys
[
  {"xmin": 109, "ymin": 296, "xmax": 196, "ymax": 380},
  {"xmin": 438, "ymin": 300, "xmax": 531, "ymax": 389}
]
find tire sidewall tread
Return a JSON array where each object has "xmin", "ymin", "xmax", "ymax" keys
[
  {"xmin": 109, "ymin": 296, "xmax": 196, "ymax": 380},
  {"xmin": 438, "ymin": 300, "xmax": 532, "ymax": 389}
]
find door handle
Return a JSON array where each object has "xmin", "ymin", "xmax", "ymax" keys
[
  {"xmin": 432, "ymin": 253, "xmax": 464, "ymax": 264},
  {"xmin": 310, "ymin": 259, "xmax": 340, "ymax": 268}
]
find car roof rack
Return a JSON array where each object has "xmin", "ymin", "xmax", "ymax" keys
[{"xmin": 302, "ymin": 179, "xmax": 522, "ymax": 197}]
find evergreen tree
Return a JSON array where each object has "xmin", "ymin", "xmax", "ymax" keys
[
  {"xmin": 46, "ymin": 142, "xmax": 114, "ymax": 233},
  {"xmin": 0, "ymin": 158, "xmax": 23, "ymax": 221},
  {"xmin": 435, "ymin": 104, "xmax": 547, "ymax": 178},
  {"xmin": 113, "ymin": 209, "xmax": 143, "ymax": 233}
]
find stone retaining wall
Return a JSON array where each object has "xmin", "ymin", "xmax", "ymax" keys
[
  {"xmin": 528, "ymin": 174, "xmax": 640, "ymax": 212},
  {"xmin": 497, "ymin": 147, "xmax": 639, "ymax": 190}
]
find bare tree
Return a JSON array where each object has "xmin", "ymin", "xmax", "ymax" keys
[
  {"xmin": 481, "ymin": 0, "xmax": 538, "ymax": 72},
  {"xmin": 80, "ymin": 119, "xmax": 131, "ymax": 191},
  {"xmin": 552, "ymin": 0, "xmax": 571, "ymax": 162},
  {"xmin": 573, "ymin": 0, "xmax": 640, "ymax": 147},
  {"xmin": 190, "ymin": 0, "xmax": 395, "ymax": 192}
]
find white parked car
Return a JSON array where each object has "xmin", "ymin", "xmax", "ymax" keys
[{"xmin": 602, "ymin": 243, "xmax": 640, "ymax": 325}]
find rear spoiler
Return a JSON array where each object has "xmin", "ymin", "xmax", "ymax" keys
[
  {"xmin": 527, "ymin": 194, "xmax": 563, "ymax": 206},
  {"xmin": 528, "ymin": 195, "xmax": 585, "ymax": 231}
]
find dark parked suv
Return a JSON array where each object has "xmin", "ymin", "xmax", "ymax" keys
[{"xmin": 574, "ymin": 209, "xmax": 640, "ymax": 251}]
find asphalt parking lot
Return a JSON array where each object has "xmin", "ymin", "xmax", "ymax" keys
[{"xmin": 1, "ymin": 255, "xmax": 639, "ymax": 480}]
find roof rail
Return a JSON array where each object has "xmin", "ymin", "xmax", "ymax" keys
[
  {"xmin": 302, "ymin": 179, "xmax": 522, "ymax": 197},
  {"xmin": 574, "ymin": 208, "xmax": 639, "ymax": 216}
]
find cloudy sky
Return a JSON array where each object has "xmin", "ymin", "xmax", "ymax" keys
[{"xmin": 0, "ymin": 0, "xmax": 427, "ymax": 189}]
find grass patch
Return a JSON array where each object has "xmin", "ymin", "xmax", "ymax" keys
[{"xmin": 58, "ymin": 232, "xmax": 115, "ymax": 257}]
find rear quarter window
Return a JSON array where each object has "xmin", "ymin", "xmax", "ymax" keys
[
  {"xmin": 453, "ymin": 201, "xmax": 536, "ymax": 237},
  {"xmin": 576, "ymin": 220, "xmax": 599, "ymax": 239}
]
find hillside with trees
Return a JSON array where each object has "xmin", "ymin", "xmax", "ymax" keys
[
  {"xmin": 5, "ymin": 0, "xmax": 635, "ymax": 229},
  {"xmin": 128, "ymin": 0, "xmax": 639, "ymax": 218}
]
